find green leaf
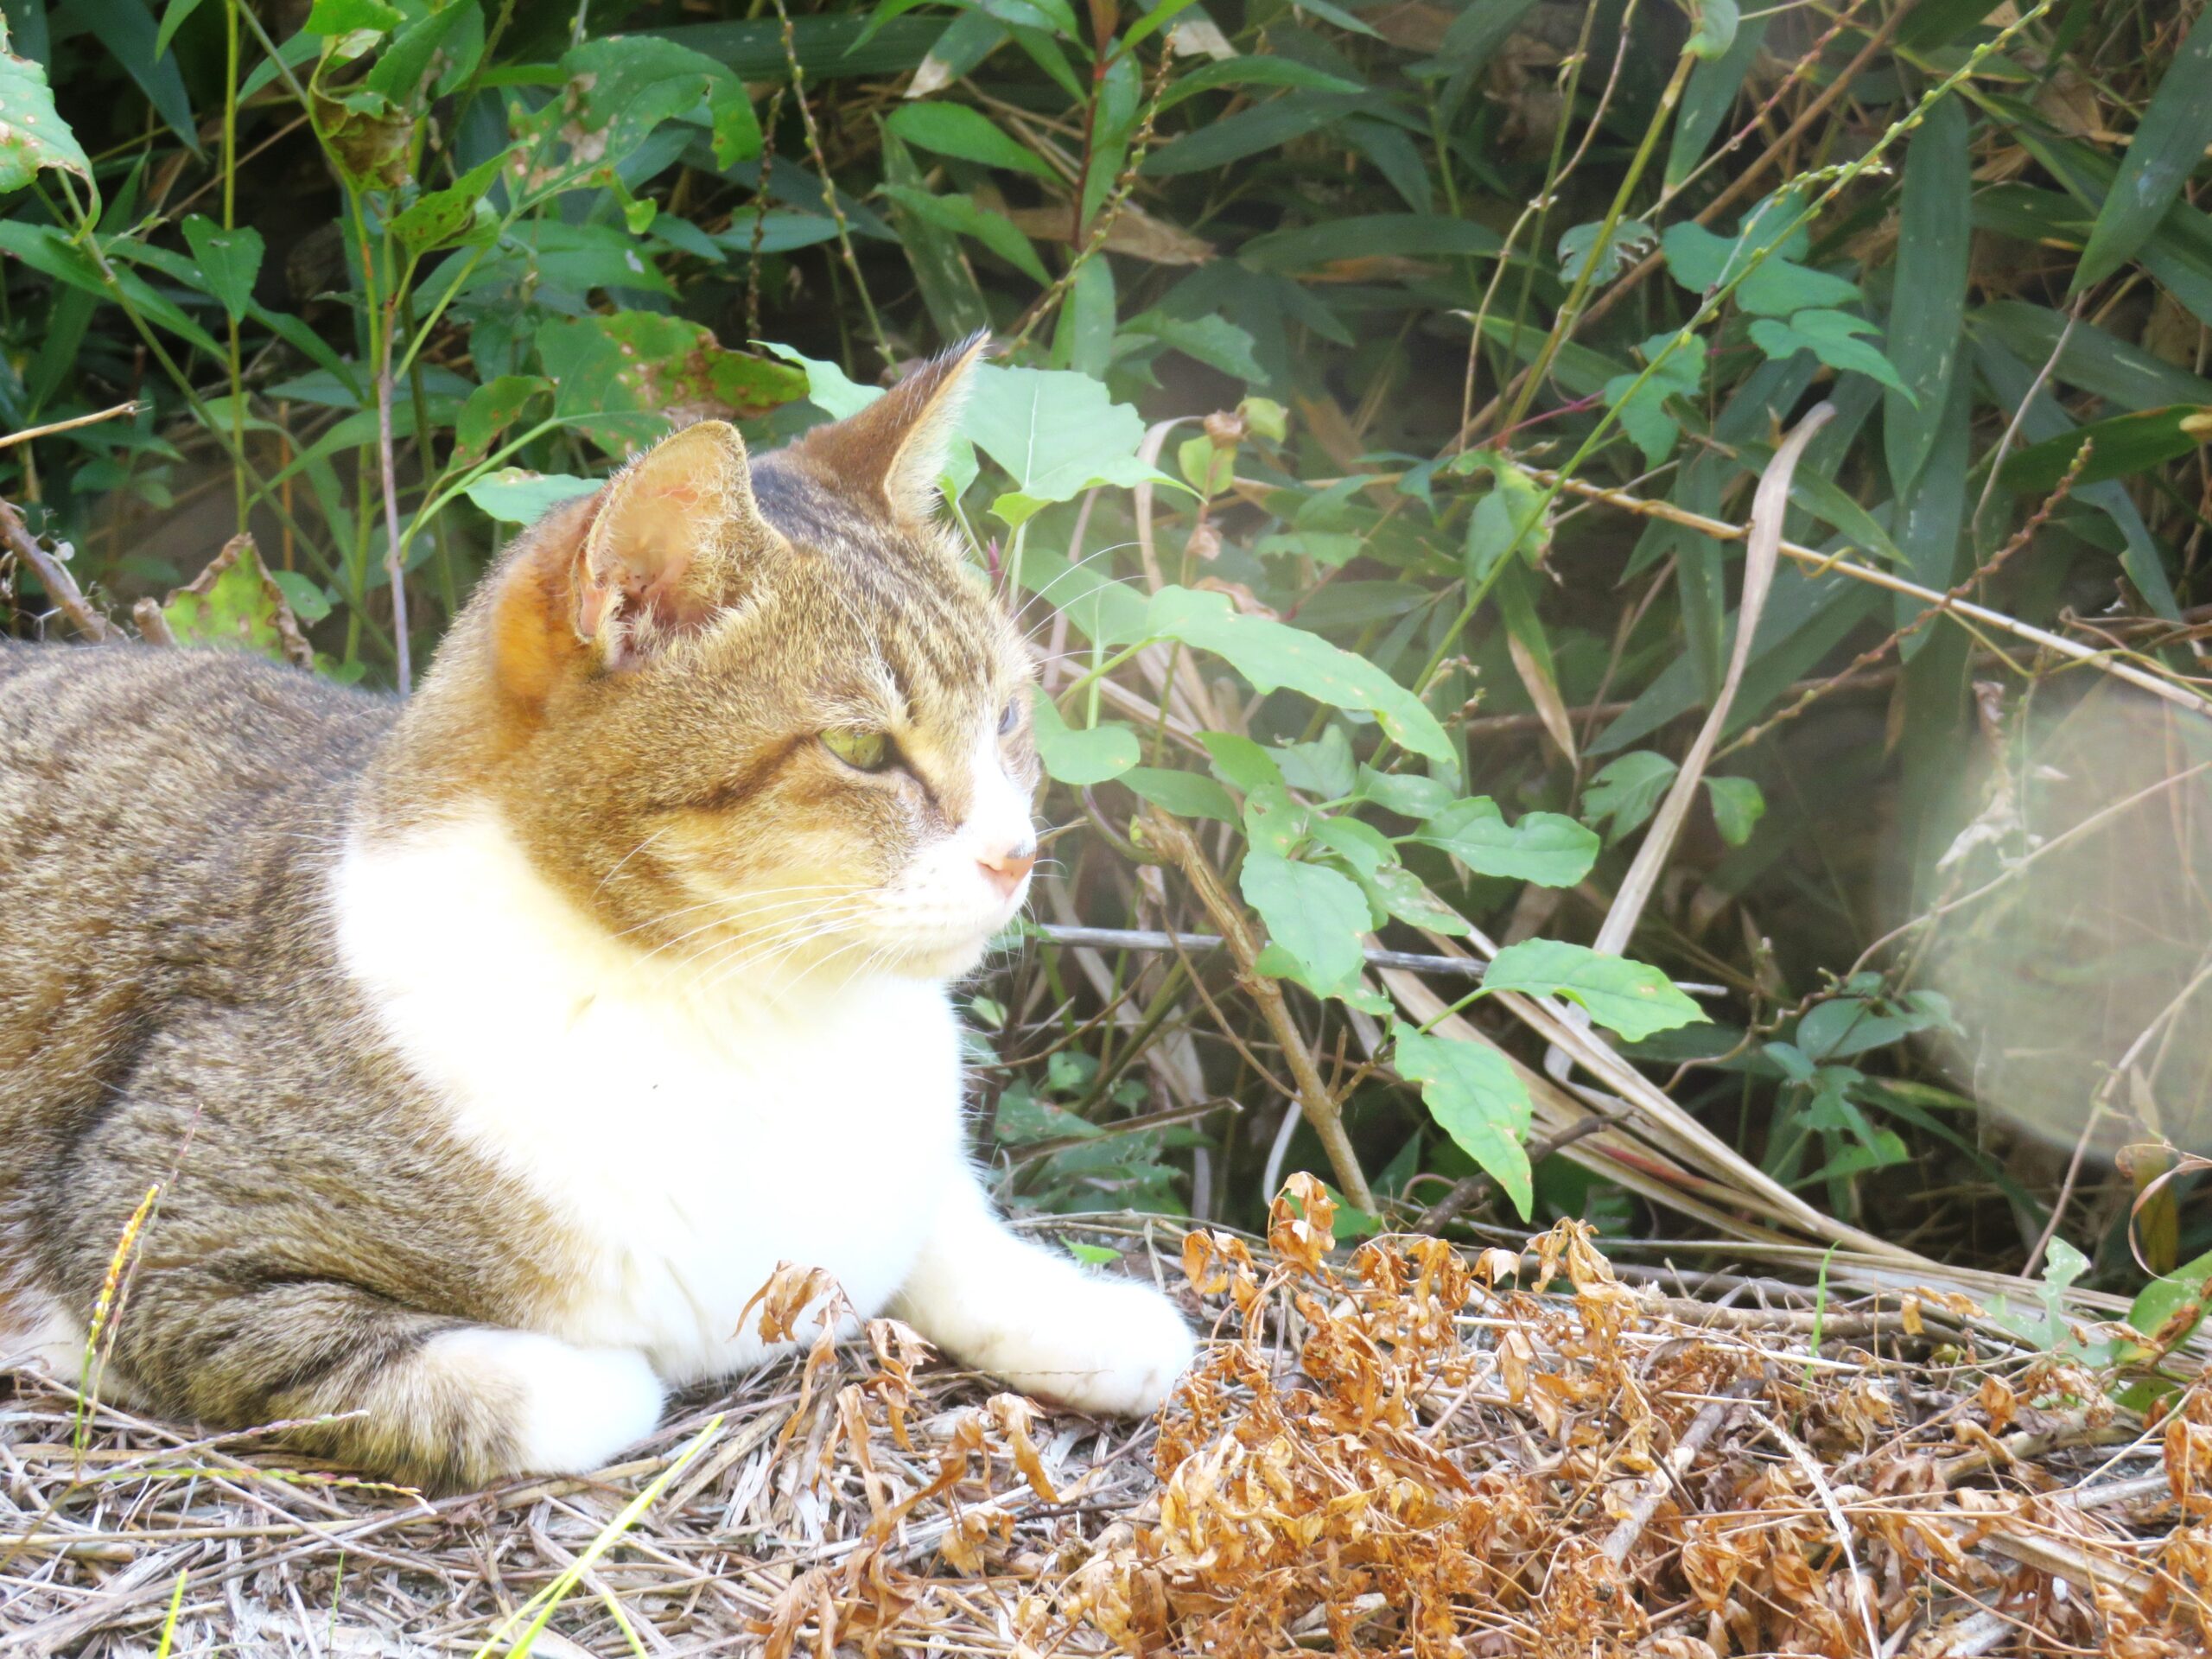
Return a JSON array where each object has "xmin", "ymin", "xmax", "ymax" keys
[
  {"xmin": 162, "ymin": 537, "xmax": 303, "ymax": 659},
  {"xmin": 1202, "ymin": 732, "xmax": 1286, "ymax": 794},
  {"xmin": 1066, "ymin": 1241, "xmax": 1123, "ymax": 1266},
  {"xmin": 537, "ymin": 313, "xmax": 804, "ymax": 454},
  {"xmin": 1122, "ymin": 766, "xmax": 1236, "ymax": 823},
  {"xmin": 1142, "ymin": 91, "xmax": 1365, "ymax": 176},
  {"xmin": 390, "ymin": 149, "xmax": 512, "ymax": 254},
  {"xmin": 268, "ymin": 569, "xmax": 333, "ymax": 625},
  {"xmin": 1583, "ymin": 751, "xmax": 1678, "ymax": 843},
  {"xmin": 453, "ymin": 374, "xmax": 550, "ymax": 467},
  {"xmin": 1031, "ymin": 693, "xmax": 1140, "ymax": 785},
  {"xmin": 1155, "ymin": 55, "xmax": 1365, "ymax": 112},
  {"xmin": 155, "ymin": 0, "xmax": 210, "ymax": 58},
  {"xmin": 885, "ymin": 100, "xmax": 1058, "ymax": 181},
  {"xmin": 0, "ymin": 15, "xmax": 92, "ymax": 193},
  {"xmin": 179, "ymin": 216, "xmax": 264, "ymax": 322},
  {"xmin": 1459, "ymin": 451, "xmax": 1554, "ymax": 581},
  {"xmin": 1705, "ymin": 775, "xmax": 1765, "ymax": 845},
  {"xmin": 1145, "ymin": 587, "xmax": 1454, "ymax": 766},
  {"xmin": 1736, "ymin": 257, "xmax": 1861, "ymax": 318},
  {"xmin": 1685, "ymin": 0, "xmax": 1738, "ymax": 58},
  {"xmin": 1999, "ymin": 405, "xmax": 2212, "ymax": 493},
  {"xmin": 1240, "ymin": 213, "xmax": 1501, "ymax": 272},
  {"xmin": 1747, "ymin": 310, "xmax": 1910, "ymax": 397},
  {"xmin": 1885, "ymin": 95, "xmax": 1971, "ymax": 493},
  {"xmin": 1391, "ymin": 1021, "xmax": 1532, "ymax": 1217},
  {"xmin": 1417, "ymin": 798, "xmax": 1599, "ymax": 887},
  {"xmin": 760, "ymin": 341, "xmax": 879, "ymax": 419},
  {"xmin": 963, "ymin": 365, "xmax": 1163, "ymax": 527},
  {"xmin": 1239, "ymin": 844, "xmax": 1370, "ymax": 999},
  {"xmin": 464, "ymin": 467, "xmax": 598, "ymax": 524},
  {"xmin": 77, "ymin": 0, "xmax": 201, "ymax": 153},
  {"xmin": 1483, "ymin": 938, "xmax": 1707, "ymax": 1041},
  {"xmin": 1557, "ymin": 216, "xmax": 1656, "ymax": 284},
  {"xmin": 1122, "ymin": 313, "xmax": 1265, "ymax": 383},
  {"xmin": 517, "ymin": 37, "xmax": 760, "ymax": 203},
  {"xmin": 1357, "ymin": 766, "xmax": 1456, "ymax": 819},
  {"xmin": 1667, "ymin": 16, "xmax": 1766, "ymax": 190},
  {"xmin": 2074, "ymin": 4, "xmax": 2212, "ymax": 290},
  {"xmin": 2126, "ymin": 1249, "xmax": 2212, "ymax": 1346},
  {"xmin": 305, "ymin": 0, "xmax": 401, "ymax": 31},
  {"xmin": 876, "ymin": 184, "xmax": 1048, "ymax": 283},
  {"xmin": 1603, "ymin": 333, "xmax": 1707, "ymax": 466}
]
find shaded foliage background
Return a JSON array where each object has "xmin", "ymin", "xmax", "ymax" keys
[{"xmin": 6, "ymin": 0, "xmax": 2212, "ymax": 1325}]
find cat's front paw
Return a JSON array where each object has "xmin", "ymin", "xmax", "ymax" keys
[{"xmin": 977, "ymin": 1274, "xmax": 1197, "ymax": 1417}]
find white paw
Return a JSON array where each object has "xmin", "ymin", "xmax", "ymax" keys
[
  {"xmin": 978, "ymin": 1275, "xmax": 1197, "ymax": 1417},
  {"xmin": 431, "ymin": 1329, "xmax": 665, "ymax": 1476}
]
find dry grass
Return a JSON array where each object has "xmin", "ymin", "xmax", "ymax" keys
[{"xmin": 4, "ymin": 1195, "xmax": 2209, "ymax": 1657}]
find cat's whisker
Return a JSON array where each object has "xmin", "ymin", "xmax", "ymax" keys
[
  {"xmin": 659, "ymin": 895, "xmax": 879, "ymax": 977},
  {"xmin": 594, "ymin": 829, "xmax": 669, "ymax": 895}
]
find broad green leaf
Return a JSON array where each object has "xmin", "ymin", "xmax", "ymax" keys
[
  {"xmin": 453, "ymin": 374, "xmax": 550, "ymax": 466},
  {"xmin": 537, "ymin": 313, "xmax": 804, "ymax": 454},
  {"xmin": 1122, "ymin": 766, "xmax": 1236, "ymax": 823},
  {"xmin": 1066, "ymin": 1241, "xmax": 1123, "ymax": 1266},
  {"xmin": 963, "ymin": 365, "xmax": 1163, "ymax": 527},
  {"xmin": 1557, "ymin": 216, "xmax": 1656, "ymax": 284},
  {"xmin": 162, "ymin": 537, "xmax": 304, "ymax": 660},
  {"xmin": 1202, "ymin": 732, "xmax": 1286, "ymax": 794},
  {"xmin": 2074, "ymin": 5, "xmax": 2212, "ymax": 290},
  {"xmin": 760, "ymin": 341, "xmax": 879, "ymax": 419},
  {"xmin": 0, "ymin": 222, "xmax": 222, "ymax": 357},
  {"xmin": 1357, "ymin": 766, "xmax": 1456, "ymax": 819},
  {"xmin": 1583, "ymin": 752, "xmax": 1678, "ymax": 843},
  {"xmin": 1457, "ymin": 451, "xmax": 1553, "ymax": 582},
  {"xmin": 1705, "ymin": 776, "xmax": 1765, "ymax": 845},
  {"xmin": 0, "ymin": 15, "xmax": 92, "ymax": 193},
  {"xmin": 464, "ymin": 467, "xmax": 598, "ymax": 524},
  {"xmin": 1483, "ymin": 938, "xmax": 1707, "ymax": 1041},
  {"xmin": 885, "ymin": 100, "xmax": 1058, "ymax": 181},
  {"xmin": 1604, "ymin": 333, "xmax": 1707, "ymax": 465},
  {"xmin": 1999, "ymin": 405, "xmax": 2212, "ymax": 493},
  {"xmin": 391, "ymin": 150, "xmax": 512, "ymax": 253},
  {"xmin": 1240, "ymin": 844, "xmax": 1370, "ymax": 999},
  {"xmin": 180, "ymin": 216, "xmax": 264, "ymax": 322},
  {"xmin": 2126, "ymin": 1249, "xmax": 2212, "ymax": 1346},
  {"xmin": 1122, "ymin": 313, "xmax": 1265, "ymax": 383},
  {"xmin": 517, "ymin": 37, "xmax": 760, "ymax": 203},
  {"xmin": 1242, "ymin": 783, "xmax": 1310, "ymax": 857},
  {"xmin": 1747, "ymin": 310, "xmax": 1909, "ymax": 397},
  {"xmin": 1736, "ymin": 257, "xmax": 1860, "ymax": 318},
  {"xmin": 305, "ymin": 0, "xmax": 401, "ymax": 31},
  {"xmin": 1031, "ymin": 694, "xmax": 1139, "ymax": 785},
  {"xmin": 1146, "ymin": 587, "xmax": 1454, "ymax": 765},
  {"xmin": 1885, "ymin": 95, "xmax": 1970, "ymax": 493},
  {"xmin": 268, "ymin": 569, "xmax": 333, "ymax": 625},
  {"xmin": 1417, "ymin": 798, "xmax": 1599, "ymax": 887},
  {"xmin": 1274, "ymin": 726, "xmax": 1357, "ymax": 800},
  {"xmin": 1392, "ymin": 1022, "xmax": 1532, "ymax": 1217}
]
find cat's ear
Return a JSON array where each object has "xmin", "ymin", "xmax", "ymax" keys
[
  {"xmin": 797, "ymin": 333, "xmax": 988, "ymax": 522},
  {"xmin": 571, "ymin": 420, "xmax": 783, "ymax": 669}
]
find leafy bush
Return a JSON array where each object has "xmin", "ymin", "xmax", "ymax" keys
[{"xmin": 6, "ymin": 0, "xmax": 2212, "ymax": 1300}]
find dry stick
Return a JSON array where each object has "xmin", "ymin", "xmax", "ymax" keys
[
  {"xmin": 1, "ymin": 495, "xmax": 111, "ymax": 640},
  {"xmin": 0, "ymin": 401, "xmax": 141, "ymax": 453},
  {"xmin": 1529, "ymin": 468, "xmax": 2212, "ymax": 715},
  {"xmin": 1599, "ymin": 1378, "xmax": 1757, "ymax": 1568},
  {"xmin": 1036, "ymin": 924, "xmax": 1494, "ymax": 978},
  {"xmin": 375, "ymin": 361, "xmax": 412, "ymax": 694},
  {"xmin": 130, "ymin": 598, "xmax": 179, "ymax": 647},
  {"xmin": 1140, "ymin": 809, "xmax": 1376, "ymax": 1211},
  {"xmin": 1415, "ymin": 1106, "xmax": 1628, "ymax": 1233},
  {"xmin": 772, "ymin": 0, "xmax": 891, "ymax": 369}
]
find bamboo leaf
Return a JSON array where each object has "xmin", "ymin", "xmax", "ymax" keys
[
  {"xmin": 2074, "ymin": 5, "xmax": 2212, "ymax": 290},
  {"xmin": 1885, "ymin": 95, "xmax": 1971, "ymax": 493}
]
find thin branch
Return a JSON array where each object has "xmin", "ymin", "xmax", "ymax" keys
[{"xmin": 1, "ymin": 496, "xmax": 112, "ymax": 640}]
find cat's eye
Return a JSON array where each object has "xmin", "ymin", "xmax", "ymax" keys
[
  {"xmin": 822, "ymin": 728, "xmax": 893, "ymax": 772},
  {"xmin": 997, "ymin": 698, "xmax": 1021, "ymax": 736}
]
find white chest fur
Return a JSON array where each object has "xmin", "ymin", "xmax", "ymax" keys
[{"xmin": 332, "ymin": 813, "xmax": 969, "ymax": 1386}]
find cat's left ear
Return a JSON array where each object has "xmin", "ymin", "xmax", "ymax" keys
[{"xmin": 798, "ymin": 333, "xmax": 988, "ymax": 522}]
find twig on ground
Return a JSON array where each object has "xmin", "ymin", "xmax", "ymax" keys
[{"xmin": 1, "ymin": 495, "xmax": 112, "ymax": 641}]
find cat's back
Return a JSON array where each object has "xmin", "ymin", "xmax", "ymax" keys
[{"xmin": 0, "ymin": 639, "xmax": 397, "ymax": 1095}]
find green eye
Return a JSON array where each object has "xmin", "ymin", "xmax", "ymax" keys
[{"xmin": 823, "ymin": 728, "xmax": 893, "ymax": 772}]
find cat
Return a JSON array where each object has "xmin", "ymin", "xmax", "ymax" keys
[{"xmin": 0, "ymin": 338, "xmax": 1194, "ymax": 1491}]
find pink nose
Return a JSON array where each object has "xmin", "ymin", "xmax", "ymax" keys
[{"xmin": 978, "ymin": 842, "xmax": 1037, "ymax": 899}]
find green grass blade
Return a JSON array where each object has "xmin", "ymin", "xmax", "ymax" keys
[{"xmin": 2073, "ymin": 4, "xmax": 2212, "ymax": 290}]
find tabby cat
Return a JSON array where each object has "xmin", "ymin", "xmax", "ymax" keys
[{"xmin": 0, "ymin": 340, "xmax": 1194, "ymax": 1491}]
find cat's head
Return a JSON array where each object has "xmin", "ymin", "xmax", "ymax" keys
[{"xmin": 416, "ymin": 337, "xmax": 1039, "ymax": 987}]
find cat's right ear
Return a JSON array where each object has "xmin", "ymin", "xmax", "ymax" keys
[
  {"xmin": 493, "ymin": 422, "xmax": 784, "ymax": 702},
  {"xmin": 573, "ymin": 421, "xmax": 784, "ymax": 670}
]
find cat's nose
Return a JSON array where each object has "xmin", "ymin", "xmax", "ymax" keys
[{"xmin": 977, "ymin": 838, "xmax": 1037, "ymax": 899}]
